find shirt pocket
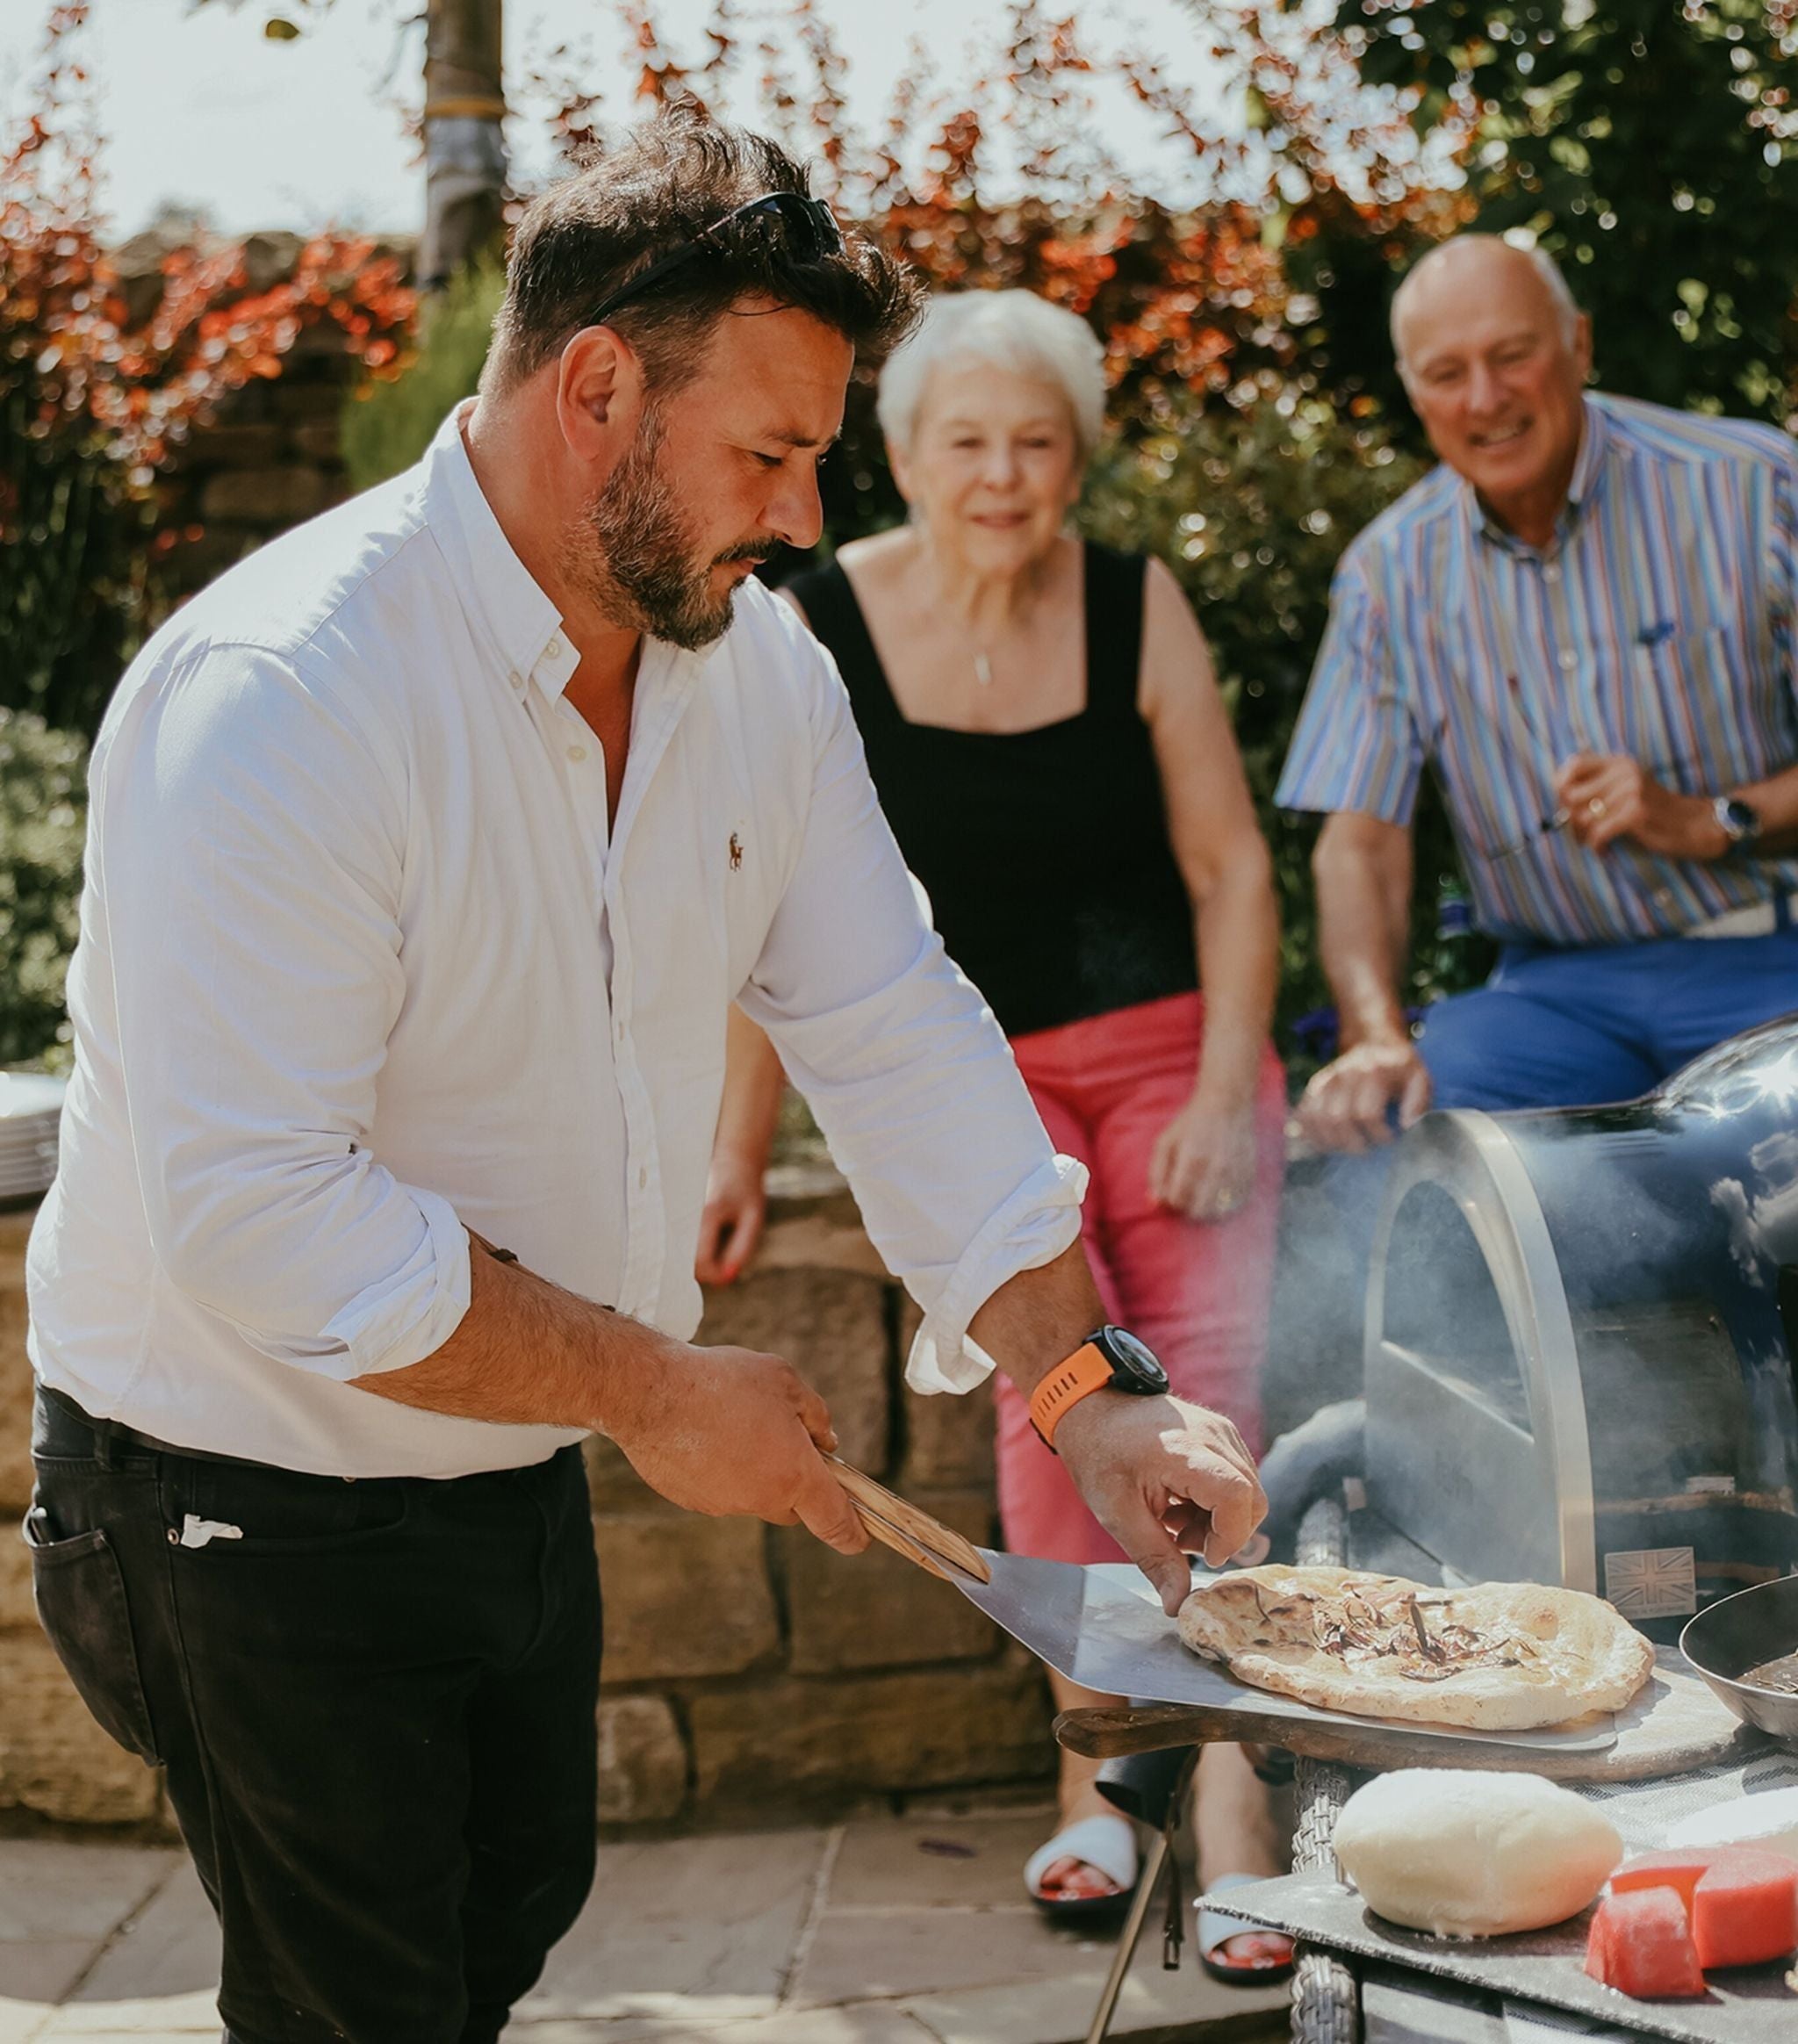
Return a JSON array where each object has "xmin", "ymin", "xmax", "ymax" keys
[{"xmin": 1629, "ymin": 622, "xmax": 1759, "ymax": 790}]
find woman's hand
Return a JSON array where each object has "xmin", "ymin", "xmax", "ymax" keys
[
  {"xmin": 694, "ymin": 1147, "xmax": 769, "ymax": 1285},
  {"xmin": 1148, "ymin": 1090, "xmax": 1261, "ymax": 1222}
]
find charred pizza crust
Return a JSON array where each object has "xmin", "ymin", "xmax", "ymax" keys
[{"xmin": 1176, "ymin": 1565, "xmax": 1654, "ymax": 1731}]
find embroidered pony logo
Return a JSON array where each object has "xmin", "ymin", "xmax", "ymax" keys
[{"xmin": 729, "ymin": 831, "xmax": 744, "ymax": 872}]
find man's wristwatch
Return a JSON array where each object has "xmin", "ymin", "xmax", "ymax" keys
[
  {"xmin": 1713, "ymin": 794, "xmax": 1763, "ymax": 853},
  {"xmin": 1028, "ymin": 1325, "xmax": 1170, "ymax": 1450}
]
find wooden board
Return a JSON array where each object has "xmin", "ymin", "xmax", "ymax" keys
[
  {"xmin": 1055, "ymin": 1645, "xmax": 1774, "ymax": 1781},
  {"xmin": 1205, "ymin": 1869, "xmax": 1797, "ymax": 2044}
]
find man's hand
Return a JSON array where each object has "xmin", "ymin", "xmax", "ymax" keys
[
  {"xmin": 1054, "ymin": 1391, "xmax": 1268, "ymax": 1616},
  {"xmin": 1554, "ymin": 753, "xmax": 1730, "ymax": 860},
  {"xmin": 609, "ymin": 1342, "xmax": 867, "ymax": 1557},
  {"xmin": 694, "ymin": 1148, "xmax": 769, "ymax": 1285},
  {"xmin": 1296, "ymin": 1039, "xmax": 1432, "ymax": 1153},
  {"xmin": 1148, "ymin": 1092, "xmax": 1259, "ymax": 1220}
]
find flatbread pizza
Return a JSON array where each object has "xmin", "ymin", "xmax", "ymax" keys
[{"xmin": 1177, "ymin": 1565, "xmax": 1654, "ymax": 1731}]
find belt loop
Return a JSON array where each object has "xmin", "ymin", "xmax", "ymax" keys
[{"xmin": 92, "ymin": 1414, "xmax": 121, "ymax": 1472}]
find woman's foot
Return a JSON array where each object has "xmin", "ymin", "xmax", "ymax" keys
[
  {"xmin": 1193, "ymin": 1742, "xmax": 1295, "ymax": 1977},
  {"xmin": 1029, "ymin": 1788, "xmax": 1137, "ymax": 1904},
  {"xmin": 1027, "ymin": 1671, "xmax": 1138, "ymax": 1913}
]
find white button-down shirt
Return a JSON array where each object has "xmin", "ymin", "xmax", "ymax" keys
[{"xmin": 27, "ymin": 407, "xmax": 1084, "ymax": 1478}]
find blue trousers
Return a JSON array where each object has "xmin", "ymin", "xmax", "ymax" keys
[{"xmin": 1417, "ymin": 925, "xmax": 1798, "ymax": 1112}]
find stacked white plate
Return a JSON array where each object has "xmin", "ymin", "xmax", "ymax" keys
[{"xmin": 0, "ymin": 1071, "xmax": 66, "ymax": 1204}]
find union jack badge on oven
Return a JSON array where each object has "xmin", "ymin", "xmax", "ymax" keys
[{"xmin": 1603, "ymin": 1546, "xmax": 1697, "ymax": 1619}]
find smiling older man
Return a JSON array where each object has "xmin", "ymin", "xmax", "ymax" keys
[{"xmin": 1279, "ymin": 235, "xmax": 1798, "ymax": 1151}]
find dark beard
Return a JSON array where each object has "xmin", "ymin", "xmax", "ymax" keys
[{"xmin": 572, "ymin": 406, "xmax": 746, "ymax": 652}]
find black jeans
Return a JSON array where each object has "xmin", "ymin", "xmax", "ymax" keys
[{"xmin": 26, "ymin": 1388, "xmax": 601, "ymax": 2044}]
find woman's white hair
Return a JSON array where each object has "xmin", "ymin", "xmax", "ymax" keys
[{"xmin": 875, "ymin": 289, "xmax": 1108, "ymax": 463}]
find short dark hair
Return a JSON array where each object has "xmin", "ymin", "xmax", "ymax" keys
[{"xmin": 486, "ymin": 107, "xmax": 921, "ymax": 396}]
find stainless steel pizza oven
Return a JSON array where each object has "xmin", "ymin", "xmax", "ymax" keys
[{"xmin": 1364, "ymin": 1013, "xmax": 1798, "ymax": 1639}]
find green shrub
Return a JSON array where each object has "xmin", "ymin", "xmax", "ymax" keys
[
  {"xmin": 0, "ymin": 712, "xmax": 88, "ymax": 1069},
  {"xmin": 341, "ymin": 261, "xmax": 505, "ymax": 493}
]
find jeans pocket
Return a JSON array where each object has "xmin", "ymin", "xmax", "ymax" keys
[{"xmin": 23, "ymin": 1508, "xmax": 163, "ymax": 1765}]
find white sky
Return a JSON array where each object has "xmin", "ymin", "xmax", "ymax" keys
[{"xmin": 0, "ymin": 0, "xmax": 1237, "ymax": 243}]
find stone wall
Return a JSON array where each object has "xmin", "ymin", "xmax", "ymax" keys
[{"xmin": 0, "ymin": 1177, "xmax": 1052, "ymax": 1835}]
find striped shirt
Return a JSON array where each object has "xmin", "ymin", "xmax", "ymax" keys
[{"xmin": 1277, "ymin": 393, "xmax": 1798, "ymax": 946}]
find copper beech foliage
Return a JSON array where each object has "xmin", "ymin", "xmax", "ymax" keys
[
  {"xmin": 1, "ymin": 4, "xmax": 414, "ymax": 728},
  {"xmin": 528, "ymin": 0, "xmax": 1460, "ymax": 430}
]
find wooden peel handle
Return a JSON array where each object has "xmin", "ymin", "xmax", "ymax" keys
[{"xmin": 824, "ymin": 1454, "xmax": 992, "ymax": 1584}]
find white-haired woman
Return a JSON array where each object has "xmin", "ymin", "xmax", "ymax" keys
[{"xmin": 698, "ymin": 291, "xmax": 1291, "ymax": 1978}]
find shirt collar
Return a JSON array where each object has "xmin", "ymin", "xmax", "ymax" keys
[
  {"xmin": 1468, "ymin": 394, "xmax": 1611, "ymax": 554},
  {"xmin": 419, "ymin": 402, "xmax": 579, "ymax": 701}
]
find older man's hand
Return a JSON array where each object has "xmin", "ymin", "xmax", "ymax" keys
[
  {"xmin": 1296, "ymin": 1039, "xmax": 1433, "ymax": 1153},
  {"xmin": 1054, "ymin": 1391, "xmax": 1268, "ymax": 1615},
  {"xmin": 1554, "ymin": 753, "xmax": 1730, "ymax": 859}
]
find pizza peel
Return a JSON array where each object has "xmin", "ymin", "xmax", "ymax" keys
[{"xmin": 933, "ymin": 1551, "xmax": 1638, "ymax": 1763}]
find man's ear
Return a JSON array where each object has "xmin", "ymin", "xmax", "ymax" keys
[
  {"xmin": 556, "ymin": 327, "xmax": 644, "ymax": 463},
  {"xmin": 1572, "ymin": 312, "xmax": 1594, "ymax": 386}
]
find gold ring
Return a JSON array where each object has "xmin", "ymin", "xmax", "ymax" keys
[{"xmin": 1588, "ymin": 797, "xmax": 1607, "ymax": 818}]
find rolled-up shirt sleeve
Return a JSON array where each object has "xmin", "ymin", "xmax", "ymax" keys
[
  {"xmin": 94, "ymin": 638, "xmax": 471, "ymax": 1378},
  {"xmin": 736, "ymin": 635, "xmax": 1086, "ymax": 1395},
  {"xmin": 1275, "ymin": 545, "xmax": 1424, "ymax": 825}
]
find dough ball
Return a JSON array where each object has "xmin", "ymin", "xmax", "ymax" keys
[{"xmin": 1334, "ymin": 1769, "xmax": 1622, "ymax": 1939}]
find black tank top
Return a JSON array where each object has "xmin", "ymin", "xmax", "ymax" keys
[{"xmin": 788, "ymin": 542, "xmax": 1198, "ymax": 1039}]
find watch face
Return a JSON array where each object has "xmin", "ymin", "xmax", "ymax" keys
[
  {"xmin": 1097, "ymin": 1325, "xmax": 1170, "ymax": 1395},
  {"xmin": 1722, "ymin": 796, "xmax": 1761, "ymax": 841}
]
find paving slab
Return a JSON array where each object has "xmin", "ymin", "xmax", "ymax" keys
[
  {"xmin": 0, "ymin": 1843, "xmax": 178, "ymax": 1948},
  {"xmin": 0, "ymin": 1809, "xmax": 1295, "ymax": 2044},
  {"xmin": 520, "ymin": 1827, "xmax": 828, "ymax": 2022},
  {"xmin": 0, "ymin": 2002, "xmax": 50, "ymax": 2044},
  {"xmin": 46, "ymin": 1862, "xmax": 219, "ymax": 2035},
  {"xmin": 902, "ymin": 1966, "xmax": 1290, "ymax": 2044},
  {"xmin": 520, "ymin": 2008, "xmax": 938, "ymax": 2042},
  {"xmin": 826, "ymin": 1810, "xmax": 1054, "ymax": 1912},
  {"xmin": 794, "ymin": 1906, "xmax": 1115, "ymax": 2009}
]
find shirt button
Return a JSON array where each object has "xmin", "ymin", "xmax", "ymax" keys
[
  {"xmin": 566, "ymin": 744, "xmax": 586, "ymax": 763},
  {"xmin": 508, "ymin": 671, "xmax": 524, "ymax": 691},
  {"xmin": 1557, "ymin": 648, "xmax": 1579, "ymax": 672},
  {"xmin": 546, "ymin": 637, "xmax": 564, "ymax": 660},
  {"xmin": 637, "ymin": 1165, "xmax": 649, "ymax": 1190}
]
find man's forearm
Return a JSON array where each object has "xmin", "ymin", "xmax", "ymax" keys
[
  {"xmin": 967, "ymin": 1240, "xmax": 1106, "ymax": 1400},
  {"xmin": 349, "ymin": 1232, "xmax": 678, "ymax": 1436},
  {"xmin": 1736, "ymin": 758, "xmax": 1798, "ymax": 856}
]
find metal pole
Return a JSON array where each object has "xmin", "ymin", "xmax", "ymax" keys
[{"xmin": 1082, "ymin": 1824, "xmax": 1170, "ymax": 2044}]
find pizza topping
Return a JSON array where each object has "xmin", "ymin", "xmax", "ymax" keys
[
  {"xmin": 1177, "ymin": 1565, "xmax": 1655, "ymax": 1731},
  {"xmin": 1296, "ymin": 1577, "xmax": 1547, "ymax": 1683}
]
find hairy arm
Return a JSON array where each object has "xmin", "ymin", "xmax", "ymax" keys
[
  {"xmin": 1298, "ymin": 811, "xmax": 1430, "ymax": 1151},
  {"xmin": 353, "ymin": 1234, "xmax": 867, "ymax": 1552}
]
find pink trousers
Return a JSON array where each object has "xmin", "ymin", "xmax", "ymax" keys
[{"xmin": 994, "ymin": 991, "xmax": 1286, "ymax": 1565}]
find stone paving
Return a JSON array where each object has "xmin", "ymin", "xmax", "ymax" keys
[{"xmin": 0, "ymin": 1803, "xmax": 1290, "ymax": 2044}]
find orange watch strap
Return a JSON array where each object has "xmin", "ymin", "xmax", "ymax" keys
[{"xmin": 1028, "ymin": 1342, "xmax": 1112, "ymax": 1450}]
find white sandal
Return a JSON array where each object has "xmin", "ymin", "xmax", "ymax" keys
[{"xmin": 1023, "ymin": 1811, "xmax": 1140, "ymax": 1921}]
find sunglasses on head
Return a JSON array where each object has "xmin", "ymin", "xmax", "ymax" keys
[{"xmin": 583, "ymin": 191, "xmax": 846, "ymax": 330}]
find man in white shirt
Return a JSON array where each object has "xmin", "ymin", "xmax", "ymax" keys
[{"xmin": 24, "ymin": 112, "xmax": 1264, "ymax": 2044}]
